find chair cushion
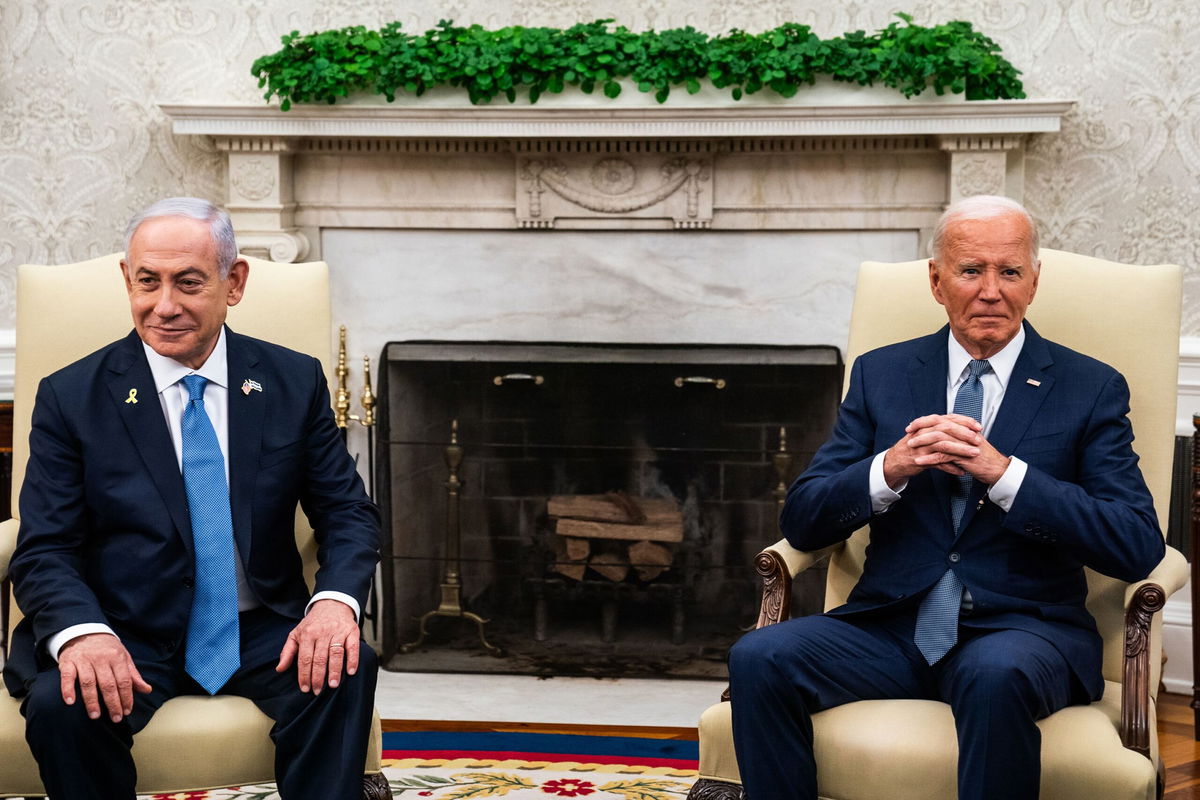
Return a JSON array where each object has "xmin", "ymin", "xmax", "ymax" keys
[
  {"xmin": 1, "ymin": 690, "xmax": 275, "ymax": 796},
  {"xmin": 2, "ymin": 687, "xmax": 384, "ymax": 796},
  {"xmin": 697, "ymin": 681, "xmax": 1158, "ymax": 800}
]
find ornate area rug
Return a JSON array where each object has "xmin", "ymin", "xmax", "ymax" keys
[{"xmin": 144, "ymin": 724, "xmax": 700, "ymax": 800}]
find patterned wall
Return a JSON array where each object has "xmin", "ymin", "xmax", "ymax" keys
[{"xmin": 1, "ymin": 0, "xmax": 1198, "ymax": 334}]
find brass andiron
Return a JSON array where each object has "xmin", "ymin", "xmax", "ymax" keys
[
  {"xmin": 772, "ymin": 426, "xmax": 795, "ymax": 512},
  {"xmin": 333, "ymin": 326, "xmax": 379, "ymax": 638},
  {"xmin": 349, "ymin": 355, "xmax": 376, "ymax": 428},
  {"xmin": 401, "ymin": 420, "xmax": 504, "ymax": 656},
  {"xmin": 335, "ymin": 325, "xmax": 352, "ymax": 432}
]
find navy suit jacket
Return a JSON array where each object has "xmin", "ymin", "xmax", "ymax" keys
[
  {"xmin": 3, "ymin": 327, "xmax": 380, "ymax": 696},
  {"xmin": 780, "ymin": 321, "xmax": 1163, "ymax": 696}
]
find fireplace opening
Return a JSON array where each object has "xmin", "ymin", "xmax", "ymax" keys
[{"xmin": 376, "ymin": 342, "xmax": 842, "ymax": 678}]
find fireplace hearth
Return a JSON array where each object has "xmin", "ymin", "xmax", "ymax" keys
[{"xmin": 376, "ymin": 341, "xmax": 841, "ymax": 678}]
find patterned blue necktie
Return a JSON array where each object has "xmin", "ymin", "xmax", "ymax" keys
[
  {"xmin": 913, "ymin": 358, "xmax": 990, "ymax": 665},
  {"xmin": 181, "ymin": 374, "xmax": 240, "ymax": 694}
]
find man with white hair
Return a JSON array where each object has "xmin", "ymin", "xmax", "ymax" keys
[
  {"xmin": 4, "ymin": 198, "xmax": 381, "ymax": 799},
  {"xmin": 728, "ymin": 195, "xmax": 1163, "ymax": 800}
]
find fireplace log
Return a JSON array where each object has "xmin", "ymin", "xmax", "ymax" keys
[
  {"xmin": 555, "ymin": 518, "xmax": 683, "ymax": 543},
  {"xmin": 551, "ymin": 536, "xmax": 587, "ymax": 581},
  {"xmin": 548, "ymin": 494, "xmax": 680, "ymax": 525},
  {"xmin": 629, "ymin": 540, "xmax": 673, "ymax": 581},
  {"xmin": 589, "ymin": 541, "xmax": 631, "ymax": 582},
  {"xmin": 562, "ymin": 536, "xmax": 591, "ymax": 560}
]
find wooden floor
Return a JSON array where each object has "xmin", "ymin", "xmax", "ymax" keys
[{"xmin": 1163, "ymin": 693, "xmax": 1200, "ymax": 798}]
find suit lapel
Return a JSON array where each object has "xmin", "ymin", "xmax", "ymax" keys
[
  {"xmin": 907, "ymin": 328, "xmax": 956, "ymax": 531},
  {"xmin": 225, "ymin": 329, "xmax": 265, "ymax": 565},
  {"xmin": 957, "ymin": 321, "xmax": 1054, "ymax": 533},
  {"xmin": 105, "ymin": 332, "xmax": 194, "ymax": 554}
]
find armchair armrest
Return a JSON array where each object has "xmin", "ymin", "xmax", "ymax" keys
[
  {"xmin": 0, "ymin": 517, "xmax": 17, "ymax": 582},
  {"xmin": 755, "ymin": 538, "xmax": 840, "ymax": 629},
  {"xmin": 1120, "ymin": 545, "xmax": 1188, "ymax": 759},
  {"xmin": 1, "ymin": 517, "xmax": 16, "ymax": 659},
  {"xmin": 715, "ymin": 538, "xmax": 840, "ymax": 703}
]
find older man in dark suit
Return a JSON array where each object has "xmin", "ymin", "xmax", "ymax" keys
[
  {"xmin": 728, "ymin": 195, "xmax": 1164, "ymax": 800},
  {"xmin": 3, "ymin": 198, "xmax": 381, "ymax": 800}
]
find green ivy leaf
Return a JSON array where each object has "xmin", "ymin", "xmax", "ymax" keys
[{"xmin": 251, "ymin": 14, "xmax": 1025, "ymax": 110}]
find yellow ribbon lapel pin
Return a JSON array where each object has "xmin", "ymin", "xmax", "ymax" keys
[{"xmin": 124, "ymin": 388, "xmax": 138, "ymax": 404}]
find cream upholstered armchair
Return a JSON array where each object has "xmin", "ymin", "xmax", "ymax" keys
[
  {"xmin": 689, "ymin": 250, "xmax": 1190, "ymax": 800},
  {"xmin": 0, "ymin": 254, "xmax": 391, "ymax": 799}
]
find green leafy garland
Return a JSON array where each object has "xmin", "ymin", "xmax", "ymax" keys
[{"xmin": 252, "ymin": 14, "xmax": 1025, "ymax": 110}]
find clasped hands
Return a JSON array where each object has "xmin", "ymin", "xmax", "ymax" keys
[
  {"xmin": 883, "ymin": 413, "xmax": 1011, "ymax": 490},
  {"xmin": 57, "ymin": 599, "xmax": 359, "ymax": 723}
]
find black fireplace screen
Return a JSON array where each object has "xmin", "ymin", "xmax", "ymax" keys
[{"xmin": 375, "ymin": 341, "xmax": 842, "ymax": 678}]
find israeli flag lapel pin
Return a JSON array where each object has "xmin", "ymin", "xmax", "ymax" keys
[{"xmin": 242, "ymin": 378, "xmax": 263, "ymax": 395}]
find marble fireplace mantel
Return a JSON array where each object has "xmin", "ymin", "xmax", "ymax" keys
[{"xmin": 161, "ymin": 99, "xmax": 1073, "ymax": 263}]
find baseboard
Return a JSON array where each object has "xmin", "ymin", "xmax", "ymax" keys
[
  {"xmin": 0, "ymin": 328, "xmax": 12, "ymax": 400},
  {"xmin": 1162, "ymin": 583, "xmax": 1194, "ymax": 694},
  {"xmin": 1179, "ymin": 336, "xmax": 1200, "ymax": 435}
]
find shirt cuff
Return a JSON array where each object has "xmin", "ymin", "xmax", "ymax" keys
[
  {"xmin": 986, "ymin": 456, "xmax": 1027, "ymax": 512},
  {"xmin": 306, "ymin": 591, "xmax": 361, "ymax": 622},
  {"xmin": 47, "ymin": 623, "xmax": 117, "ymax": 662},
  {"xmin": 869, "ymin": 451, "xmax": 907, "ymax": 513}
]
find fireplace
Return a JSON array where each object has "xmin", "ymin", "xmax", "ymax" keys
[
  {"xmin": 161, "ymin": 96, "xmax": 1070, "ymax": 678},
  {"xmin": 376, "ymin": 342, "xmax": 841, "ymax": 677}
]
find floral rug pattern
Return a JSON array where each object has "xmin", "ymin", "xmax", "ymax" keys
[{"xmin": 148, "ymin": 759, "xmax": 698, "ymax": 800}]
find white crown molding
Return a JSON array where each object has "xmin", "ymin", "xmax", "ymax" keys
[{"xmin": 161, "ymin": 99, "xmax": 1074, "ymax": 141}]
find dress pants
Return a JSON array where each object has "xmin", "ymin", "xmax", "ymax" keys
[
  {"xmin": 21, "ymin": 607, "xmax": 378, "ymax": 800},
  {"xmin": 728, "ymin": 610, "xmax": 1085, "ymax": 800}
]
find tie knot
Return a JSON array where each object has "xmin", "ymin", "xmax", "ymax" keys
[
  {"xmin": 182, "ymin": 374, "xmax": 208, "ymax": 402},
  {"xmin": 967, "ymin": 359, "xmax": 990, "ymax": 379}
]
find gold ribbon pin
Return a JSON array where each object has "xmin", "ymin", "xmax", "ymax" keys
[{"xmin": 124, "ymin": 388, "xmax": 138, "ymax": 404}]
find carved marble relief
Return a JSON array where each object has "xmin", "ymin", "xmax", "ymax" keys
[{"xmin": 517, "ymin": 150, "xmax": 713, "ymax": 229}]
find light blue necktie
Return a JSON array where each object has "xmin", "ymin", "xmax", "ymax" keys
[
  {"xmin": 913, "ymin": 358, "xmax": 989, "ymax": 665},
  {"xmin": 181, "ymin": 374, "xmax": 240, "ymax": 694}
]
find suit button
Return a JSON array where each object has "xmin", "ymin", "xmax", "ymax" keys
[
  {"xmin": 182, "ymin": 577, "xmax": 195, "ymax": 589},
  {"xmin": 948, "ymin": 552, "xmax": 961, "ymax": 563}
]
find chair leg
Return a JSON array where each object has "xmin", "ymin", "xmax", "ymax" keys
[
  {"xmin": 364, "ymin": 771, "xmax": 394, "ymax": 799},
  {"xmin": 685, "ymin": 778, "xmax": 744, "ymax": 800}
]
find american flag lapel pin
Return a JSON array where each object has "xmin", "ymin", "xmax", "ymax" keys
[
  {"xmin": 1026, "ymin": 378, "xmax": 1041, "ymax": 387},
  {"xmin": 242, "ymin": 378, "xmax": 263, "ymax": 395}
]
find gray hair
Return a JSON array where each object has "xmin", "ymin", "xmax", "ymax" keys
[
  {"xmin": 930, "ymin": 194, "xmax": 1040, "ymax": 268},
  {"xmin": 123, "ymin": 197, "xmax": 238, "ymax": 278}
]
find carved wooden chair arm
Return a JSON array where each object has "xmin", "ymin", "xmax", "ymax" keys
[
  {"xmin": 716, "ymin": 540, "xmax": 840, "ymax": 703},
  {"xmin": 1, "ymin": 518, "xmax": 16, "ymax": 660},
  {"xmin": 754, "ymin": 538, "xmax": 841, "ymax": 629},
  {"xmin": 0, "ymin": 517, "xmax": 16, "ymax": 583},
  {"xmin": 1120, "ymin": 545, "xmax": 1189, "ymax": 758}
]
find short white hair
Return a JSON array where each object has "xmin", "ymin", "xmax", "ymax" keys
[
  {"xmin": 123, "ymin": 197, "xmax": 238, "ymax": 278},
  {"xmin": 930, "ymin": 195, "xmax": 1039, "ymax": 268}
]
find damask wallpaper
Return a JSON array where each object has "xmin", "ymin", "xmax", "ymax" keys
[{"xmin": 1, "ymin": 0, "xmax": 1197, "ymax": 333}]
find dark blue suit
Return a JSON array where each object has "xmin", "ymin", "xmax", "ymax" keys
[
  {"xmin": 3, "ymin": 327, "xmax": 381, "ymax": 800},
  {"xmin": 729, "ymin": 322, "xmax": 1163, "ymax": 800}
]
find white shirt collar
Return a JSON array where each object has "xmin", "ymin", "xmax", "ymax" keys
[
  {"xmin": 947, "ymin": 323, "xmax": 1025, "ymax": 390},
  {"xmin": 142, "ymin": 326, "xmax": 228, "ymax": 393}
]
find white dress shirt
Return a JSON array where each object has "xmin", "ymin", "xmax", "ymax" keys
[
  {"xmin": 48, "ymin": 328, "xmax": 357, "ymax": 660},
  {"xmin": 868, "ymin": 326, "xmax": 1029, "ymax": 513}
]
